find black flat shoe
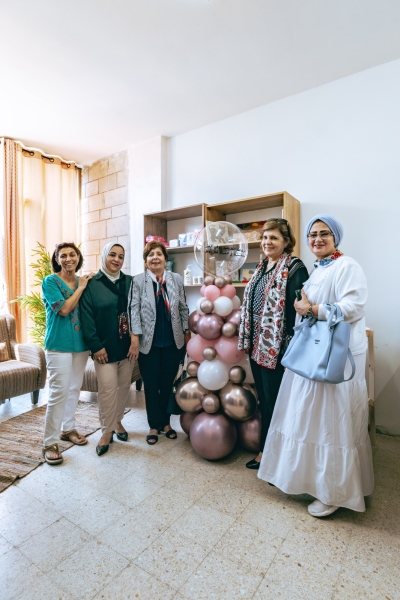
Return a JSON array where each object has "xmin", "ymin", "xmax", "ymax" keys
[
  {"xmin": 146, "ymin": 434, "xmax": 158, "ymax": 445},
  {"xmin": 115, "ymin": 431, "xmax": 128, "ymax": 442},
  {"xmin": 246, "ymin": 458, "xmax": 260, "ymax": 470},
  {"xmin": 160, "ymin": 428, "xmax": 177, "ymax": 439},
  {"xmin": 96, "ymin": 432, "xmax": 113, "ymax": 456}
]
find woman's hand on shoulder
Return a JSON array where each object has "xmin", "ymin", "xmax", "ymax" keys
[{"xmin": 78, "ymin": 273, "xmax": 94, "ymax": 289}]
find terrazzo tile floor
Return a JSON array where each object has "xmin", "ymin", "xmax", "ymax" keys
[{"xmin": 0, "ymin": 387, "xmax": 399, "ymax": 599}]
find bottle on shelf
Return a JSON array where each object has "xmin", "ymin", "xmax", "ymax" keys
[{"xmin": 184, "ymin": 264, "xmax": 192, "ymax": 285}]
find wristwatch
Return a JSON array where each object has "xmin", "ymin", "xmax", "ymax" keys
[{"xmin": 305, "ymin": 305, "xmax": 314, "ymax": 319}]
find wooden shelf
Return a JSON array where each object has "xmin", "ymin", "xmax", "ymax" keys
[
  {"xmin": 205, "ymin": 191, "xmax": 300, "ymax": 257},
  {"xmin": 144, "ymin": 203, "xmax": 205, "ymax": 222},
  {"xmin": 167, "ymin": 245, "xmax": 195, "ymax": 255},
  {"xmin": 143, "ymin": 192, "xmax": 301, "ymax": 284}
]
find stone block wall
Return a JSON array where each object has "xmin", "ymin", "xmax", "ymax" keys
[{"xmin": 81, "ymin": 150, "xmax": 130, "ymax": 274}]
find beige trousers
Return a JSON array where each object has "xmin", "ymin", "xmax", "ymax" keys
[{"xmin": 94, "ymin": 358, "xmax": 134, "ymax": 434}]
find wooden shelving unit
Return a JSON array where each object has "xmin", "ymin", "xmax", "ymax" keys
[
  {"xmin": 204, "ymin": 191, "xmax": 300, "ymax": 256},
  {"xmin": 143, "ymin": 192, "xmax": 301, "ymax": 294}
]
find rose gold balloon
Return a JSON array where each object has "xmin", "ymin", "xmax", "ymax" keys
[
  {"xmin": 224, "ymin": 276, "xmax": 233, "ymax": 284},
  {"xmin": 222, "ymin": 322, "xmax": 237, "ymax": 338},
  {"xmin": 180, "ymin": 410, "xmax": 203, "ymax": 435},
  {"xmin": 203, "ymin": 347, "xmax": 217, "ymax": 361},
  {"xmin": 236, "ymin": 409, "xmax": 261, "ymax": 452},
  {"xmin": 197, "ymin": 314, "xmax": 224, "ymax": 340},
  {"xmin": 187, "ymin": 361, "xmax": 200, "ymax": 377},
  {"xmin": 188, "ymin": 311, "xmax": 201, "ymax": 334},
  {"xmin": 202, "ymin": 393, "xmax": 220, "ymax": 413},
  {"xmin": 214, "ymin": 276, "xmax": 226, "ymax": 288},
  {"xmin": 200, "ymin": 299, "xmax": 214, "ymax": 314},
  {"xmin": 190, "ymin": 412, "xmax": 237, "ymax": 460},
  {"xmin": 204, "ymin": 275, "xmax": 215, "ymax": 286},
  {"xmin": 219, "ymin": 381, "xmax": 257, "ymax": 421},
  {"xmin": 224, "ymin": 309, "xmax": 241, "ymax": 327},
  {"xmin": 229, "ymin": 366, "xmax": 246, "ymax": 384},
  {"xmin": 175, "ymin": 377, "xmax": 209, "ymax": 413}
]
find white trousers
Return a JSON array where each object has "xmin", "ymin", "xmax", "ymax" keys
[
  {"xmin": 43, "ymin": 350, "xmax": 89, "ymax": 446},
  {"xmin": 94, "ymin": 358, "xmax": 133, "ymax": 434}
]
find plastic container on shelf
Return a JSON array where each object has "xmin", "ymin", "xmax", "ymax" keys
[{"xmin": 184, "ymin": 265, "xmax": 192, "ymax": 285}]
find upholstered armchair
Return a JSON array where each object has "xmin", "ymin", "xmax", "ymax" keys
[{"xmin": 0, "ymin": 314, "xmax": 46, "ymax": 404}]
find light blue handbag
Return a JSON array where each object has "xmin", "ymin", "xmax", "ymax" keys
[{"xmin": 281, "ymin": 304, "xmax": 355, "ymax": 384}]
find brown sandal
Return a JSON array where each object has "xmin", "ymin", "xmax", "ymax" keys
[
  {"xmin": 60, "ymin": 429, "xmax": 88, "ymax": 445},
  {"xmin": 42, "ymin": 444, "xmax": 63, "ymax": 465}
]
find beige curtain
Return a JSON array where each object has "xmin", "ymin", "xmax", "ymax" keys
[{"xmin": 1, "ymin": 138, "xmax": 81, "ymax": 341}]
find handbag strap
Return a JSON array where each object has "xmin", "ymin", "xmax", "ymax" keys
[
  {"xmin": 326, "ymin": 303, "xmax": 344, "ymax": 328},
  {"xmin": 326, "ymin": 304, "xmax": 356, "ymax": 381},
  {"xmin": 344, "ymin": 349, "xmax": 356, "ymax": 382}
]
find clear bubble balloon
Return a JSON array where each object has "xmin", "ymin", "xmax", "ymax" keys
[{"xmin": 194, "ymin": 222, "xmax": 248, "ymax": 277}]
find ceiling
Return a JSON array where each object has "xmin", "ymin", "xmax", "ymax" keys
[{"xmin": 1, "ymin": 0, "xmax": 400, "ymax": 165}]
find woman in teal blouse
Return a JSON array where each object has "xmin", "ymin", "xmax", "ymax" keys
[{"xmin": 42, "ymin": 243, "xmax": 93, "ymax": 465}]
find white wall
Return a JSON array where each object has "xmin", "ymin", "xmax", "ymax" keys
[{"xmin": 166, "ymin": 59, "xmax": 400, "ymax": 435}]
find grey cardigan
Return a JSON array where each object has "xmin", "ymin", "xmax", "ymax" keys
[{"xmin": 128, "ymin": 270, "xmax": 189, "ymax": 354}]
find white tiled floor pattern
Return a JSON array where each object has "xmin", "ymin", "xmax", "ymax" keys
[{"xmin": 0, "ymin": 388, "xmax": 399, "ymax": 599}]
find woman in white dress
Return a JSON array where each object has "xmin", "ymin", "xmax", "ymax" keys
[{"xmin": 258, "ymin": 214, "xmax": 374, "ymax": 517}]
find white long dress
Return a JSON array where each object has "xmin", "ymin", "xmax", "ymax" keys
[{"xmin": 258, "ymin": 256, "xmax": 374, "ymax": 512}]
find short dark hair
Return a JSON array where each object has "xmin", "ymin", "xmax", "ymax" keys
[
  {"xmin": 262, "ymin": 219, "xmax": 296, "ymax": 254},
  {"xmin": 143, "ymin": 241, "xmax": 168, "ymax": 265},
  {"xmin": 51, "ymin": 243, "xmax": 83, "ymax": 273}
]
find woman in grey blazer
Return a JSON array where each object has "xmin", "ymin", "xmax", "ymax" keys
[{"xmin": 128, "ymin": 242, "xmax": 190, "ymax": 444}]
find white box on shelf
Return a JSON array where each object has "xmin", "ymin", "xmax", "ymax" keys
[{"xmin": 169, "ymin": 239, "xmax": 179, "ymax": 247}]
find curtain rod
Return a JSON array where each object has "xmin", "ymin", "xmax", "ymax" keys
[{"xmin": 0, "ymin": 137, "xmax": 82, "ymax": 168}]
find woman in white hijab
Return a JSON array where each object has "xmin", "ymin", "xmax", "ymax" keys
[{"xmin": 81, "ymin": 243, "xmax": 136, "ymax": 456}]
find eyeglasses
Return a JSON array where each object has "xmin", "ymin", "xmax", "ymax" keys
[{"xmin": 307, "ymin": 231, "xmax": 333, "ymax": 240}]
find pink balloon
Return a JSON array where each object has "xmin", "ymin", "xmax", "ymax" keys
[
  {"xmin": 197, "ymin": 314, "xmax": 224, "ymax": 340},
  {"xmin": 187, "ymin": 334, "xmax": 216, "ymax": 362},
  {"xmin": 220, "ymin": 284, "xmax": 236, "ymax": 299},
  {"xmin": 180, "ymin": 410, "xmax": 203, "ymax": 435},
  {"xmin": 200, "ymin": 285, "xmax": 207, "ymax": 297},
  {"xmin": 236, "ymin": 409, "xmax": 261, "ymax": 453},
  {"xmin": 224, "ymin": 309, "xmax": 242, "ymax": 327},
  {"xmin": 190, "ymin": 412, "xmax": 237, "ymax": 460},
  {"xmin": 215, "ymin": 336, "xmax": 245, "ymax": 364},
  {"xmin": 204, "ymin": 285, "xmax": 221, "ymax": 301},
  {"xmin": 188, "ymin": 310, "xmax": 201, "ymax": 334}
]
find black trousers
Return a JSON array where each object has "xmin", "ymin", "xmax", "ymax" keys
[
  {"xmin": 250, "ymin": 356, "xmax": 284, "ymax": 452},
  {"xmin": 138, "ymin": 344, "xmax": 184, "ymax": 431}
]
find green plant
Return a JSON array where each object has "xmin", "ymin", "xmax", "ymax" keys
[{"xmin": 12, "ymin": 243, "xmax": 52, "ymax": 346}]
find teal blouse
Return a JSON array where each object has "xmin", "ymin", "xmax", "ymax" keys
[{"xmin": 42, "ymin": 274, "xmax": 88, "ymax": 353}]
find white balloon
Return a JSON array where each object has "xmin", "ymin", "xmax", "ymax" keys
[
  {"xmin": 213, "ymin": 296, "xmax": 233, "ymax": 317},
  {"xmin": 232, "ymin": 296, "xmax": 241, "ymax": 310},
  {"xmin": 197, "ymin": 359, "xmax": 230, "ymax": 391},
  {"xmin": 236, "ymin": 353, "xmax": 255, "ymax": 384},
  {"xmin": 196, "ymin": 297, "xmax": 205, "ymax": 315}
]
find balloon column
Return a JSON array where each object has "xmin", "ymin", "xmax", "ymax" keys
[{"xmin": 176, "ymin": 222, "xmax": 260, "ymax": 460}]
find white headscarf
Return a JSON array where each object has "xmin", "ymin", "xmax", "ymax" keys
[{"xmin": 100, "ymin": 242, "xmax": 124, "ymax": 282}]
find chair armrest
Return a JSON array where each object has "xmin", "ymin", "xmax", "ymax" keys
[{"xmin": 15, "ymin": 343, "xmax": 47, "ymax": 389}]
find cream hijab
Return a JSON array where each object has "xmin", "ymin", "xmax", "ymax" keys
[{"xmin": 100, "ymin": 242, "xmax": 124, "ymax": 282}]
